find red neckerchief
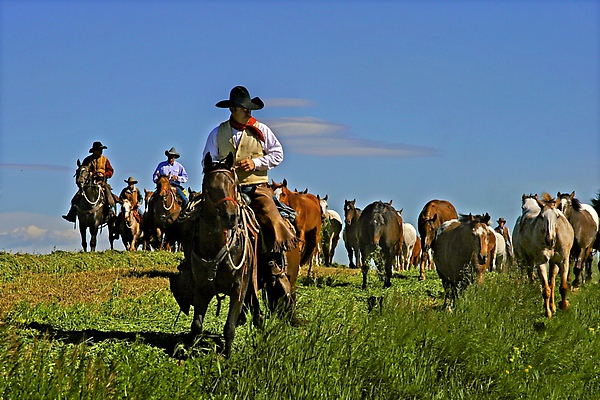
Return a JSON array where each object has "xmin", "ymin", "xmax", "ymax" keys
[{"xmin": 229, "ymin": 116, "xmax": 265, "ymax": 142}]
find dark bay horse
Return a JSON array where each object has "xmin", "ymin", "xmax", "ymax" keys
[
  {"xmin": 417, "ymin": 199, "xmax": 458, "ymax": 281},
  {"xmin": 513, "ymin": 193, "xmax": 574, "ymax": 318},
  {"xmin": 271, "ymin": 179, "xmax": 322, "ymax": 269},
  {"xmin": 74, "ymin": 161, "xmax": 106, "ymax": 252},
  {"xmin": 153, "ymin": 176, "xmax": 182, "ymax": 251},
  {"xmin": 343, "ymin": 199, "xmax": 362, "ymax": 269},
  {"xmin": 433, "ymin": 213, "xmax": 491, "ymax": 311},
  {"xmin": 557, "ymin": 191, "xmax": 599, "ymax": 287},
  {"xmin": 180, "ymin": 153, "xmax": 262, "ymax": 357},
  {"xmin": 358, "ymin": 200, "xmax": 403, "ymax": 289}
]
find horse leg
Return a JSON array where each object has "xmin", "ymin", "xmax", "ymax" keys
[
  {"xmin": 191, "ymin": 292, "xmax": 210, "ymax": 336},
  {"xmin": 89, "ymin": 225, "xmax": 99, "ymax": 252},
  {"xmin": 383, "ymin": 251, "xmax": 393, "ymax": 288},
  {"xmin": 558, "ymin": 258, "xmax": 570, "ymax": 311},
  {"xmin": 418, "ymin": 248, "xmax": 428, "ymax": 281},
  {"xmin": 79, "ymin": 224, "xmax": 88, "ymax": 252},
  {"xmin": 538, "ymin": 262, "xmax": 553, "ymax": 318},
  {"xmin": 346, "ymin": 243, "xmax": 356, "ymax": 269},
  {"xmin": 360, "ymin": 248, "xmax": 369, "ymax": 289}
]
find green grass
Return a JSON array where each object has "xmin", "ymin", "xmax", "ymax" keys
[{"xmin": 1, "ymin": 251, "xmax": 600, "ymax": 399}]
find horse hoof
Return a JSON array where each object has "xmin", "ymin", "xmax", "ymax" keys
[
  {"xmin": 418, "ymin": 274, "xmax": 426, "ymax": 281},
  {"xmin": 560, "ymin": 300, "xmax": 570, "ymax": 310}
]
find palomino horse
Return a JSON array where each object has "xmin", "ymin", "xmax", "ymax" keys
[
  {"xmin": 271, "ymin": 179, "xmax": 322, "ymax": 270},
  {"xmin": 513, "ymin": 193, "xmax": 574, "ymax": 318},
  {"xmin": 153, "ymin": 176, "xmax": 182, "ymax": 251},
  {"xmin": 433, "ymin": 213, "xmax": 492, "ymax": 311},
  {"xmin": 317, "ymin": 195, "xmax": 343, "ymax": 267},
  {"xmin": 358, "ymin": 200, "xmax": 403, "ymax": 289},
  {"xmin": 417, "ymin": 199, "xmax": 458, "ymax": 281},
  {"xmin": 557, "ymin": 191, "xmax": 599, "ymax": 287},
  {"xmin": 174, "ymin": 153, "xmax": 262, "ymax": 357},
  {"xmin": 74, "ymin": 161, "xmax": 107, "ymax": 252},
  {"xmin": 117, "ymin": 199, "xmax": 142, "ymax": 251},
  {"xmin": 343, "ymin": 199, "xmax": 362, "ymax": 269}
]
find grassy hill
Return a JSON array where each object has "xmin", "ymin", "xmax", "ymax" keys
[{"xmin": 1, "ymin": 251, "xmax": 600, "ymax": 399}]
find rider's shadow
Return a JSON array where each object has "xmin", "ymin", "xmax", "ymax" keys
[{"xmin": 25, "ymin": 321, "xmax": 224, "ymax": 360}]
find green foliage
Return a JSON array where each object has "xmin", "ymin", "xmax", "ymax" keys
[{"xmin": 1, "ymin": 252, "xmax": 600, "ymax": 398}]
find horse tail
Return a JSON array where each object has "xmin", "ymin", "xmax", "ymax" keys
[{"xmin": 301, "ymin": 227, "xmax": 319, "ymax": 266}]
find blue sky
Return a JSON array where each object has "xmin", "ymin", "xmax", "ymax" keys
[{"xmin": 1, "ymin": 0, "xmax": 598, "ymax": 261}]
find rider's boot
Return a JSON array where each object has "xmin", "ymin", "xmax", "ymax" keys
[{"xmin": 62, "ymin": 206, "xmax": 77, "ymax": 222}]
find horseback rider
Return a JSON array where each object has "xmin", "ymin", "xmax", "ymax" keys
[
  {"xmin": 62, "ymin": 141, "xmax": 117, "ymax": 222},
  {"xmin": 495, "ymin": 217, "xmax": 514, "ymax": 258},
  {"xmin": 151, "ymin": 147, "xmax": 189, "ymax": 209},
  {"xmin": 119, "ymin": 176, "xmax": 144, "ymax": 217},
  {"xmin": 202, "ymin": 85, "xmax": 298, "ymax": 270}
]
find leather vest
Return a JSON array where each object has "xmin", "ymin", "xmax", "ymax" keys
[{"xmin": 216, "ymin": 121, "xmax": 268, "ymax": 185}]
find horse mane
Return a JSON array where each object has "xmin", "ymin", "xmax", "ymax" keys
[
  {"xmin": 571, "ymin": 196, "xmax": 582, "ymax": 211},
  {"xmin": 458, "ymin": 213, "xmax": 490, "ymax": 224}
]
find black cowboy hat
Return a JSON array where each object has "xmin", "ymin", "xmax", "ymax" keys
[
  {"xmin": 89, "ymin": 141, "xmax": 107, "ymax": 153},
  {"xmin": 497, "ymin": 218, "xmax": 506, "ymax": 223},
  {"xmin": 216, "ymin": 86, "xmax": 264, "ymax": 110},
  {"xmin": 165, "ymin": 147, "xmax": 180, "ymax": 159},
  {"xmin": 124, "ymin": 177, "xmax": 138, "ymax": 184}
]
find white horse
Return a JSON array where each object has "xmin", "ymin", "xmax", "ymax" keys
[
  {"xmin": 513, "ymin": 193, "xmax": 574, "ymax": 318},
  {"xmin": 316, "ymin": 195, "xmax": 343, "ymax": 266},
  {"xmin": 397, "ymin": 222, "xmax": 417, "ymax": 271}
]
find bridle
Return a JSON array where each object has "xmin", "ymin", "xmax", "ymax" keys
[{"xmin": 204, "ymin": 168, "xmax": 239, "ymax": 208}]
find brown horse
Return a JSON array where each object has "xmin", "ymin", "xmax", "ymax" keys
[
  {"xmin": 410, "ymin": 237, "xmax": 422, "ymax": 269},
  {"xmin": 173, "ymin": 152, "xmax": 262, "ymax": 357},
  {"xmin": 513, "ymin": 193, "xmax": 574, "ymax": 318},
  {"xmin": 271, "ymin": 179, "xmax": 322, "ymax": 270},
  {"xmin": 417, "ymin": 199, "xmax": 458, "ymax": 281},
  {"xmin": 433, "ymin": 213, "xmax": 491, "ymax": 311},
  {"xmin": 358, "ymin": 200, "xmax": 403, "ymax": 289},
  {"xmin": 343, "ymin": 199, "xmax": 362, "ymax": 269},
  {"xmin": 153, "ymin": 176, "xmax": 182, "ymax": 251},
  {"xmin": 557, "ymin": 191, "xmax": 599, "ymax": 287}
]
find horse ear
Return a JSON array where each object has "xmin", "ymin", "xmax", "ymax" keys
[
  {"xmin": 77, "ymin": 159, "xmax": 81, "ymax": 167},
  {"xmin": 324, "ymin": 194, "xmax": 328, "ymax": 201},
  {"xmin": 388, "ymin": 199, "xmax": 393, "ymax": 205},
  {"xmin": 203, "ymin": 152, "xmax": 213, "ymax": 170},
  {"xmin": 317, "ymin": 194, "xmax": 320, "ymax": 200},
  {"xmin": 283, "ymin": 178, "xmax": 288, "ymax": 187},
  {"xmin": 225, "ymin": 152, "xmax": 234, "ymax": 169},
  {"xmin": 483, "ymin": 213, "xmax": 491, "ymax": 224},
  {"xmin": 398, "ymin": 208, "xmax": 403, "ymax": 215},
  {"xmin": 570, "ymin": 191, "xmax": 575, "ymax": 198}
]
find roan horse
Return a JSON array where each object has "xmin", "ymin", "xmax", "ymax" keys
[
  {"xmin": 343, "ymin": 199, "xmax": 362, "ymax": 269},
  {"xmin": 358, "ymin": 200, "xmax": 403, "ymax": 289},
  {"xmin": 74, "ymin": 161, "xmax": 107, "ymax": 252},
  {"xmin": 557, "ymin": 191, "xmax": 599, "ymax": 288},
  {"xmin": 153, "ymin": 175, "xmax": 182, "ymax": 251},
  {"xmin": 433, "ymin": 213, "xmax": 492, "ymax": 311},
  {"xmin": 117, "ymin": 199, "xmax": 142, "ymax": 251},
  {"xmin": 513, "ymin": 193, "xmax": 574, "ymax": 318},
  {"xmin": 417, "ymin": 199, "xmax": 458, "ymax": 281}
]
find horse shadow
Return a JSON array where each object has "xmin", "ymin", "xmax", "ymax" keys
[{"xmin": 25, "ymin": 321, "xmax": 224, "ymax": 360}]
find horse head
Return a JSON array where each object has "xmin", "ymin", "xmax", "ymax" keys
[
  {"xmin": 75, "ymin": 160, "xmax": 92, "ymax": 189},
  {"xmin": 317, "ymin": 194, "xmax": 329, "ymax": 219},
  {"xmin": 202, "ymin": 152, "xmax": 239, "ymax": 229},
  {"xmin": 344, "ymin": 199, "xmax": 358, "ymax": 225},
  {"xmin": 271, "ymin": 178, "xmax": 291, "ymax": 204},
  {"xmin": 460, "ymin": 213, "xmax": 491, "ymax": 266},
  {"xmin": 521, "ymin": 193, "xmax": 541, "ymax": 217},
  {"xmin": 537, "ymin": 193, "xmax": 560, "ymax": 248},
  {"xmin": 557, "ymin": 191, "xmax": 577, "ymax": 218}
]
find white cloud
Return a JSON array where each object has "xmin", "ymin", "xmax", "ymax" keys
[
  {"xmin": 264, "ymin": 98, "xmax": 316, "ymax": 108},
  {"xmin": 264, "ymin": 117, "xmax": 438, "ymax": 158},
  {"xmin": 0, "ymin": 212, "xmax": 121, "ymax": 253}
]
